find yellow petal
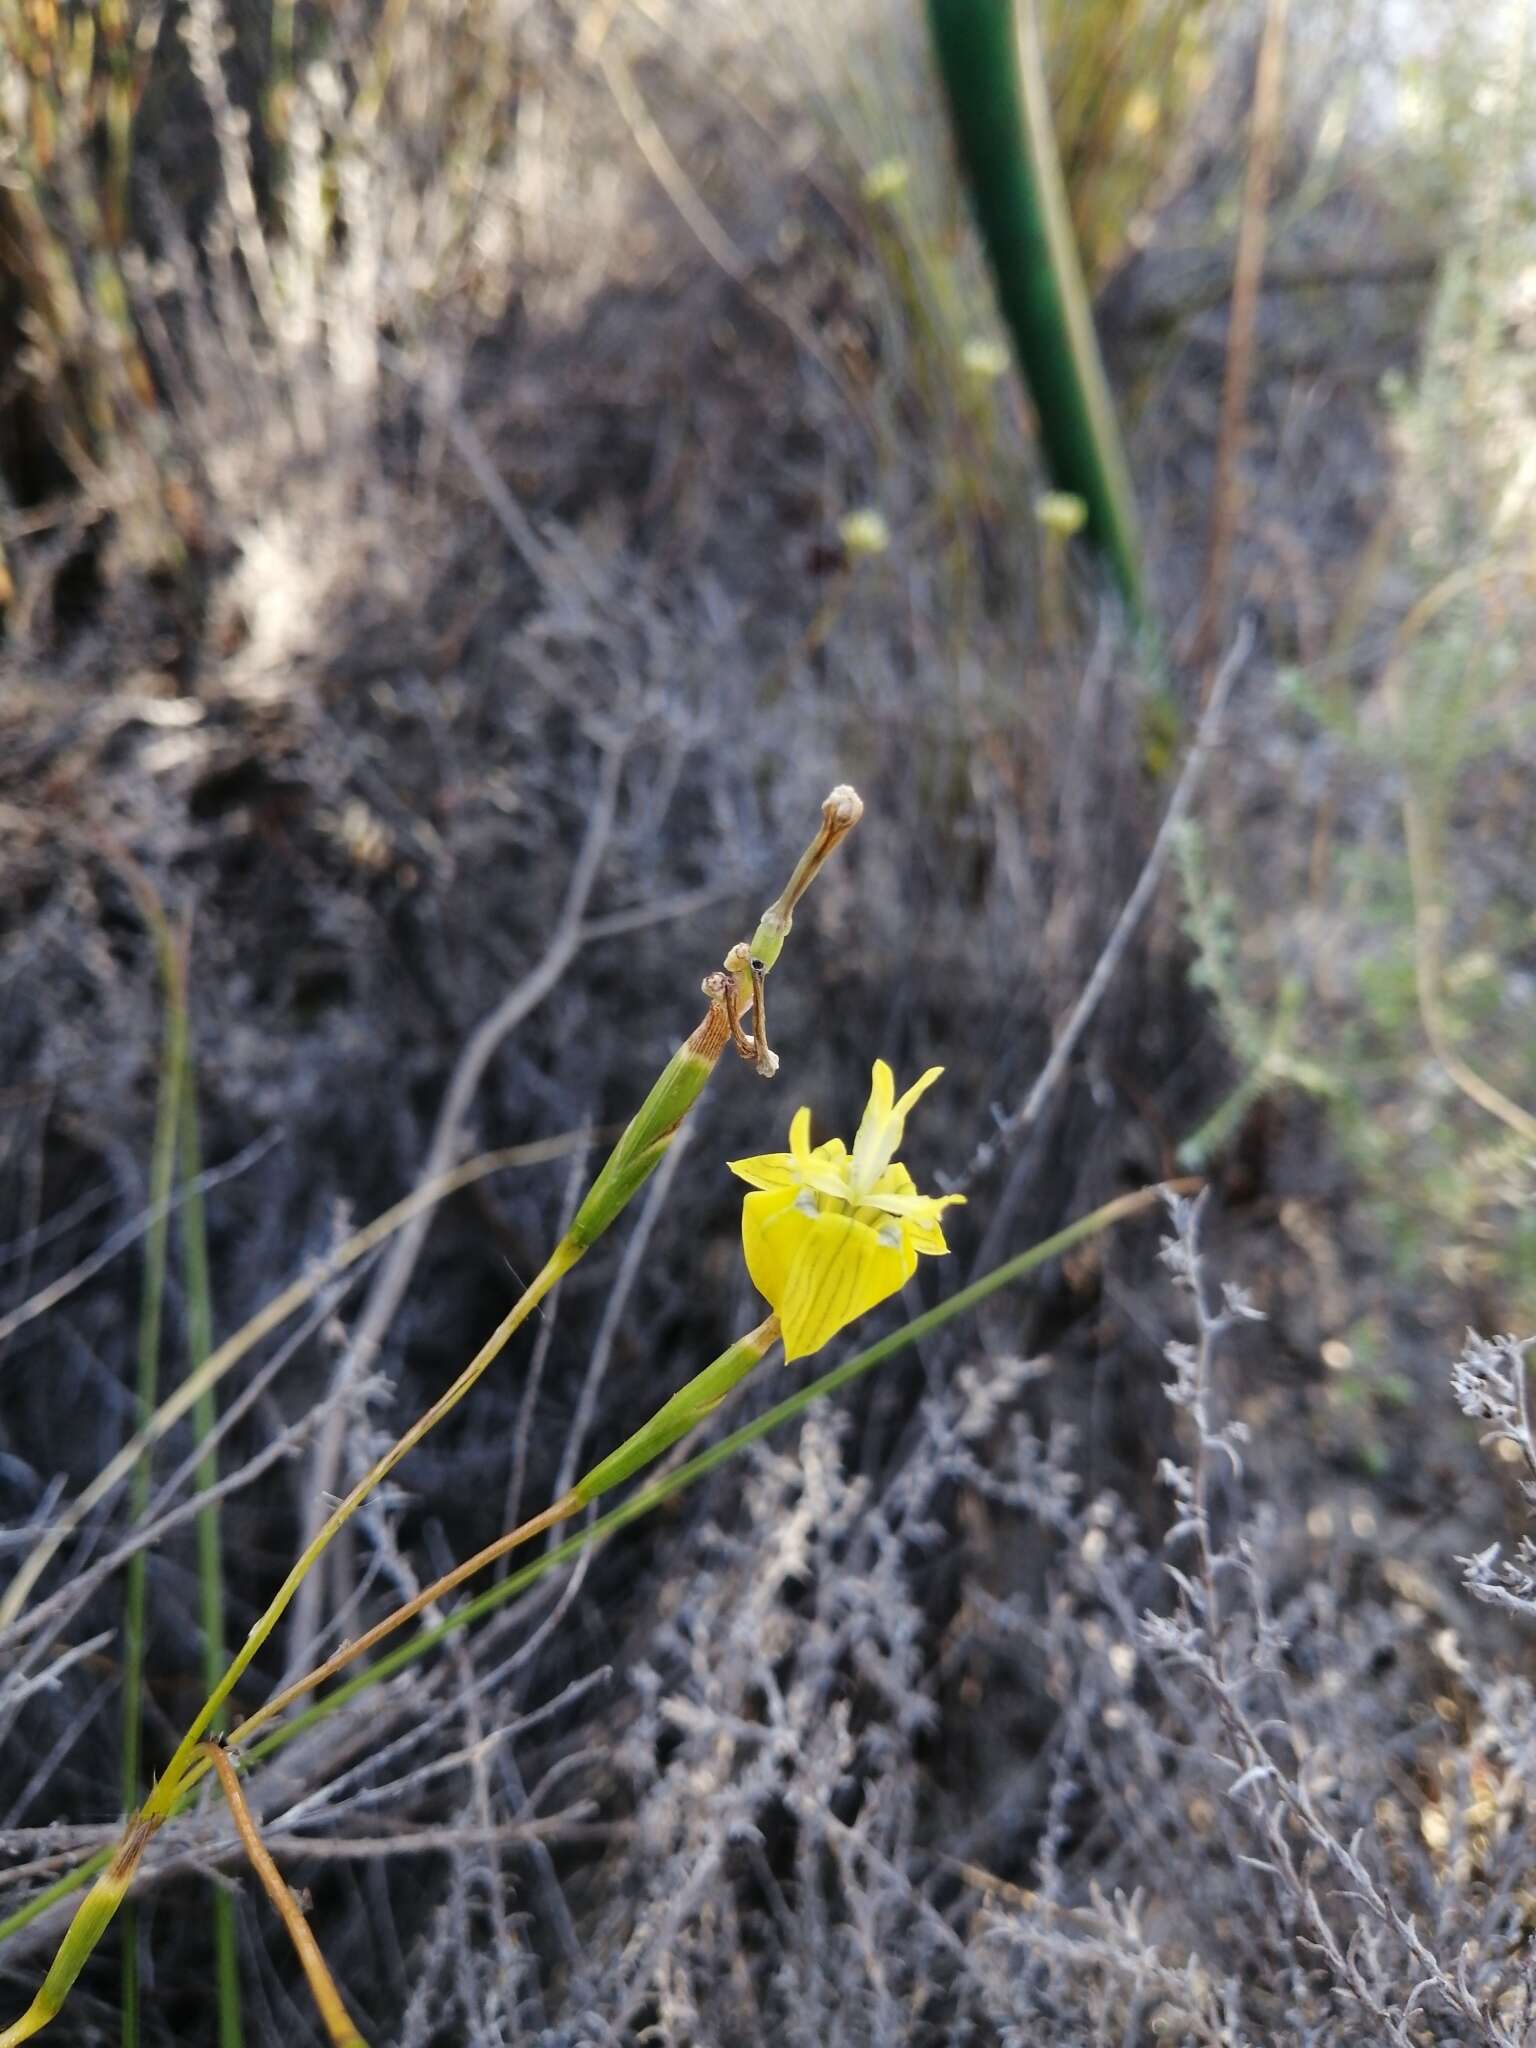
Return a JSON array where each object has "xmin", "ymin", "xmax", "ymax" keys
[
  {"xmin": 899, "ymin": 1213, "xmax": 953, "ymax": 1256},
  {"xmin": 850, "ymin": 1062, "xmax": 945, "ymax": 1195},
  {"xmin": 728, "ymin": 1149, "xmax": 799, "ymax": 1191},
  {"xmin": 861, "ymin": 1189, "xmax": 965, "ymax": 1222},
  {"xmin": 788, "ymin": 1104, "xmax": 815, "ymax": 1167},
  {"xmin": 734, "ymin": 1119, "xmax": 850, "ymax": 1201},
  {"xmin": 891, "ymin": 1065, "xmax": 945, "ymax": 1123},
  {"xmin": 776, "ymin": 1106, "xmax": 852, "ymax": 1200},
  {"xmin": 863, "ymin": 1188, "xmax": 963, "ymax": 1217},
  {"xmin": 849, "ymin": 1060, "xmax": 896, "ymax": 1189},
  {"xmin": 740, "ymin": 1186, "xmax": 809, "ymax": 1311},
  {"xmin": 778, "ymin": 1210, "xmax": 915, "ymax": 1361},
  {"xmin": 860, "ymin": 1183, "xmax": 964, "ymax": 1255}
]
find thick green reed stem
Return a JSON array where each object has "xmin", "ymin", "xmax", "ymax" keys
[{"xmin": 927, "ymin": 0, "xmax": 1144, "ymax": 609}]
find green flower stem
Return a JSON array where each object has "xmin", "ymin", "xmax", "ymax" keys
[
  {"xmin": 0, "ymin": 1832, "xmax": 149, "ymax": 2046},
  {"xmin": 119, "ymin": 882, "xmax": 186, "ymax": 2048},
  {"xmin": 0, "ymin": 1851, "xmax": 113, "ymax": 1961},
  {"xmin": 177, "ymin": 1072, "xmax": 243, "ymax": 2048},
  {"xmin": 169, "ymin": 1316, "xmax": 784, "ymax": 1767},
  {"xmin": 0, "ymin": 795, "xmax": 862, "ymax": 2040},
  {"xmin": 140, "ymin": 1235, "xmax": 581, "ymax": 1826},
  {"xmin": 0, "ymin": 1183, "xmax": 1172, "ymax": 2011},
  {"xmin": 573, "ymin": 1314, "xmax": 781, "ymax": 1502}
]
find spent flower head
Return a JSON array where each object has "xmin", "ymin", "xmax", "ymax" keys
[
  {"xmin": 729, "ymin": 1060, "xmax": 964, "ymax": 1361},
  {"xmin": 961, "ymin": 336, "xmax": 1011, "ymax": 382},
  {"xmin": 1035, "ymin": 490, "xmax": 1088, "ymax": 539},
  {"xmin": 838, "ymin": 507, "xmax": 891, "ymax": 560},
  {"xmin": 861, "ymin": 157, "xmax": 911, "ymax": 203}
]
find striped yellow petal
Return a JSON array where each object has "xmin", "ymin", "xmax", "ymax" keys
[
  {"xmin": 740, "ymin": 1186, "xmax": 808, "ymax": 1311},
  {"xmin": 875, "ymin": 1205, "xmax": 962, "ymax": 1254},
  {"xmin": 781, "ymin": 1106, "xmax": 855, "ymax": 1200},
  {"xmin": 778, "ymin": 1210, "xmax": 915, "ymax": 1361},
  {"xmin": 727, "ymin": 1149, "xmax": 799, "ymax": 1191},
  {"xmin": 896, "ymin": 1212, "xmax": 953, "ymax": 1256},
  {"xmin": 860, "ymin": 1189, "xmax": 965, "ymax": 1244}
]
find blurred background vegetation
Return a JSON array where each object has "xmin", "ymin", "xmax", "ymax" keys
[{"xmin": 1, "ymin": 0, "xmax": 1533, "ymax": 2040}]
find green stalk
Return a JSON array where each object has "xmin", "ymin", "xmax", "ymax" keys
[
  {"xmin": 177, "ymin": 1070, "xmax": 243, "ymax": 2048},
  {"xmin": 572, "ymin": 1316, "xmax": 781, "ymax": 1505},
  {"xmin": 0, "ymin": 793, "xmax": 863, "ymax": 2041},
  {"xmin": 4, "ymin": 1852, "xmax": 143, "ymax": 2048},
  {"xmin": 140, "ymin": 788, "xmax": 855, "ymax": 1796},
  {"xmin": 0, "ymin": 1137, "xmax": 592, "ymax": 1634},
  {"xmin": 141, "ymin": 1240, "xmax": 580, "ymax": 1825},
  {"xmin": 926, "ymin": 0, "xmax": 1143, "ymax": 609},
  {"xmin": 120, "ymin": 917, "xmax": 186, "ymax": 2048},
  {"xmin": 248, "ymin": 1182, "xmax": 1172, "ymax": 1757},
  {"xmin": 268, "ymin": 0, "xmax": 295, "ymax": 143},
  {"xmin": 164, "ymin": 1318, "xmax": 789, "ymax": 1762},
  {"xmin": 0, "ymin": 1183, "xmax": 1170, "ymax": 2019}
]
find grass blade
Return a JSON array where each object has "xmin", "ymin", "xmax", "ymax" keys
[
  {"xmin": 0, "ymin": 1183, "xmax": 1177, "ymax": 1998},
  {"xmin": 178, "ymin": 1065, "xmax": 244, "ymax": 2048},
  {"xmin": 120, "ymin": 908, "xmax": 187, "ymax": 2048}
]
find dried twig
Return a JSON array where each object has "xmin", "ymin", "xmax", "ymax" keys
[
  {"xmin": 200, "ymin": 1742, "xmax": 367, "ymax": 2048},
  {"xmin": 0, "ymin": 1131, "xmax": 279, "ymax": 1358},
  {"xmin": 1377, "ymin": 565, "xmax": 1536, "ymax": 1147},
  {"xmin": 0, "ymin": 1137, "xmax": 591, "ymax": 1635},
  {"xmin": 287, "ymin": 744, "xmax": 625, "ymax": 1675},
  {"xmin": 1190, "ymin": 0, "xmax": 1290, "ymax": 677},
  {"xmin": 962, "ymin": 619, "xmax": 1254, "ymax": 1259}
]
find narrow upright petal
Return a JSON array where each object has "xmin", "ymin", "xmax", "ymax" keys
[
  {"xmin": 788, "ymin": 1104, "xmax": 816, "ymax": 1168},
  {"xmin": 849, "ymin": 1059, "xmax": 897, "ymax": 1192},
  {"xmin": 850, "ymin": 1060, "xmax": 944, "ymax": 1196},
  {"xmin": 891, "ymin": 1066, "xmax": 945, "ymax": 1125},
  {"xmin": 784, "ymin": 1106, "xmax": 859, "ymax": 1200}
]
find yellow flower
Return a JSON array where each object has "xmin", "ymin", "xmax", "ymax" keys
[{"xmin": 728, "ymin": 1061, "xmax": 965, "ymax": 1361}]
